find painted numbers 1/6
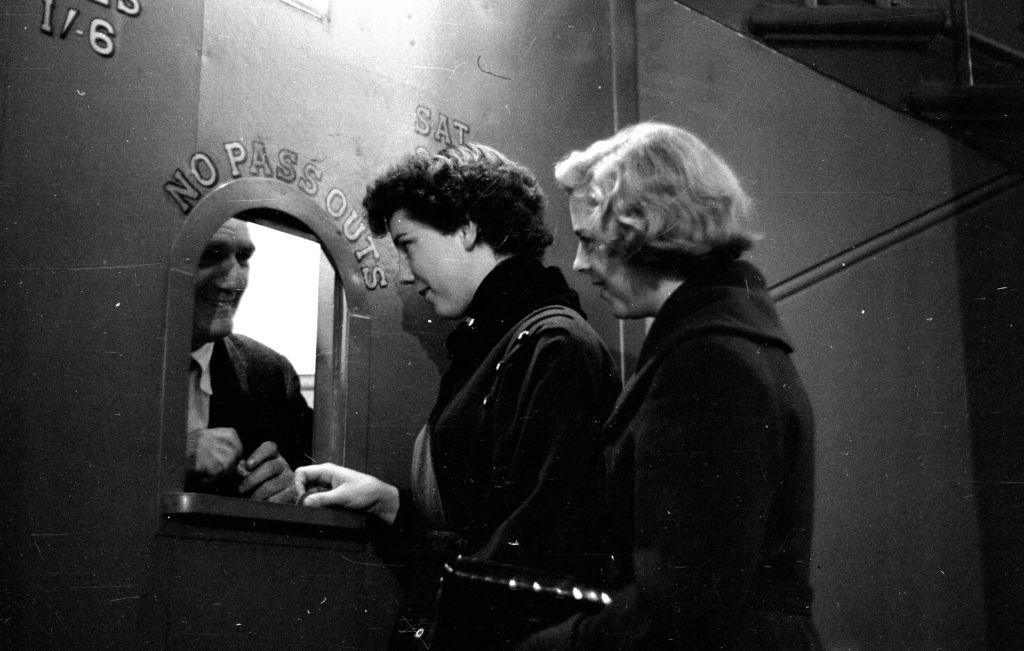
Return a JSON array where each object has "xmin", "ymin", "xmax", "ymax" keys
[{"xmin": 40, "ymin": 0, "xmax": 134, "ymax": 58}]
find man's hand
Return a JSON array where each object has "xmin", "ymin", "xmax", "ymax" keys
[
  {"xmin": 294, "ymin": 463, "xmax": 400, "ymax": 524},
  {"xmin": 237, "ymin": 441, "xmax": 296, "ymax": 503},
  {"xmin": 187, "ymin": 427, "xmax": 243, "ymax": 481}
]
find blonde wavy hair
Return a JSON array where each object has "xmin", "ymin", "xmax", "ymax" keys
[{"xmin": 555, "ymin": 122, "xmax": 758, "ymax": 274}]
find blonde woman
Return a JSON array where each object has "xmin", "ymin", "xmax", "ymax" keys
[{"xmin": 523, "ymin": 123, "xmax": 821, "ymax": 649}]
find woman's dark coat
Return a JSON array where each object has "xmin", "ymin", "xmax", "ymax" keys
[
  {"xmin": 526, "ymin": 259, "xmax": 819, "ymax": 649},
  {"xmin": 378, "ymin": 256, "xmax": 621, "ymax": 649}
]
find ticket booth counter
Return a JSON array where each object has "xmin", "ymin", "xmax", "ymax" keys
[{"xmin": 149, "ymin": 177, "xmax": 395, "ymax": 647}]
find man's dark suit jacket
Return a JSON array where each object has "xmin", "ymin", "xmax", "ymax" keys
[{"xmin": 185, "ymin": 333, "xmax": 313, "ymax": 495}]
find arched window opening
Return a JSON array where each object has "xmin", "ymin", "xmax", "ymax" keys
[{"xmin": 158, "ymin": 178, "xmax": 370, "ymax": 527}]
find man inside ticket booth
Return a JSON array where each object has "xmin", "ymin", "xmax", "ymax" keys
[{"xmin": 186, "ymin": 217, "xmax": 313, "ymax": 502}]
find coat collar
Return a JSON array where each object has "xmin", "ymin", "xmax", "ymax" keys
[
  {"xmin": 431, "ymin": 257, "xmax": 584, "ymax": 425},
  {"xmin": 445, "ymin": 255, "xmax": 583, "ymax": 365},
  {"xmin": 638, "ymin": 259, "xmax": 793, "ymax": 369}
]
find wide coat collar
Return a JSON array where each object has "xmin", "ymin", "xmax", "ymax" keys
[
  {"xmin": 445, "ymin": 255, "xmax": 583, "ymax": 364},
  {"xmin": 638, "ymin": 258, "xmax": 793, "ymax": 371},
  {"xmin": 432, "ymin": 256, "xmax": 583, "ymax": 424}
]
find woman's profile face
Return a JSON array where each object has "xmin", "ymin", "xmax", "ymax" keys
[
  {"xmin": 569, "ymin": 188, "xmax": 655, "ymax": 319},
  {"xmin": 389, "ymin": 209, "xmax": 478, "ymax": 319}
]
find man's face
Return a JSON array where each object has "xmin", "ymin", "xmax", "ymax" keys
[
  {"xmin": 192, "ymin": 218, "xmax": 254, "ymax": 349},
  {"xmin": 389, "ymin": 209, "xmax": 477, "ymax": 319}
]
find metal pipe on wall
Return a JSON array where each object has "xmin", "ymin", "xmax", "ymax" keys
[{"xmin": 951, "ymin": 0, "xmax": 975, "ymax": 86}]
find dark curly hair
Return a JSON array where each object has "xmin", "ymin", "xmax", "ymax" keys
[{"xmin": 362, "ymin": 143, "xmax": 553, "ymax": 258}]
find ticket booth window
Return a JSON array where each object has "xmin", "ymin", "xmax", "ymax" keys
[
  {"xmin": 158, "ymin": 177, "xmax": 370, "ymax": 526},
  {"xmin": 231, "ymin": 220, "xmax": 321, "ymax": 408}
]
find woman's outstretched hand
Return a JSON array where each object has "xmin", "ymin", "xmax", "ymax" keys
[{"xmin": 294, "ymin": 463, "xmax": 400, "ymax": 525}]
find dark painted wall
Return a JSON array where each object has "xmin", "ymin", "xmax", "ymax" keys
[
  {"xmin": 955, "ymin": 185, "xmax": 1024, "ymax": 649},
  {"xmin": 0, "ymin": 0, "xmax": 203, "ymax": 643}
]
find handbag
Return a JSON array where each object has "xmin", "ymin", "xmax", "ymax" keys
[{"xmin": 434, "ymin": 556, "xmax": 611, "ymax": 649}]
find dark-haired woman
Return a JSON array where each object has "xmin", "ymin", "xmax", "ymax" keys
[
  {"xmin": 296, "ymin": 143, "xmax": 620, "ymax": 649},
  {"xmin": 521, "ymin": 122, "xmax": 821, "ymax": 649}
]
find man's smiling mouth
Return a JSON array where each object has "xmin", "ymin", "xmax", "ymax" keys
[{"xmin": 199, "ymin": 291, "xmax": 242, "ymax": 306}]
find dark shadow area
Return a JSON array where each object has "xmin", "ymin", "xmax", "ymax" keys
[{"xmin": 956, "ymin": 184, "xmax": 1024, "ymax": 649}]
